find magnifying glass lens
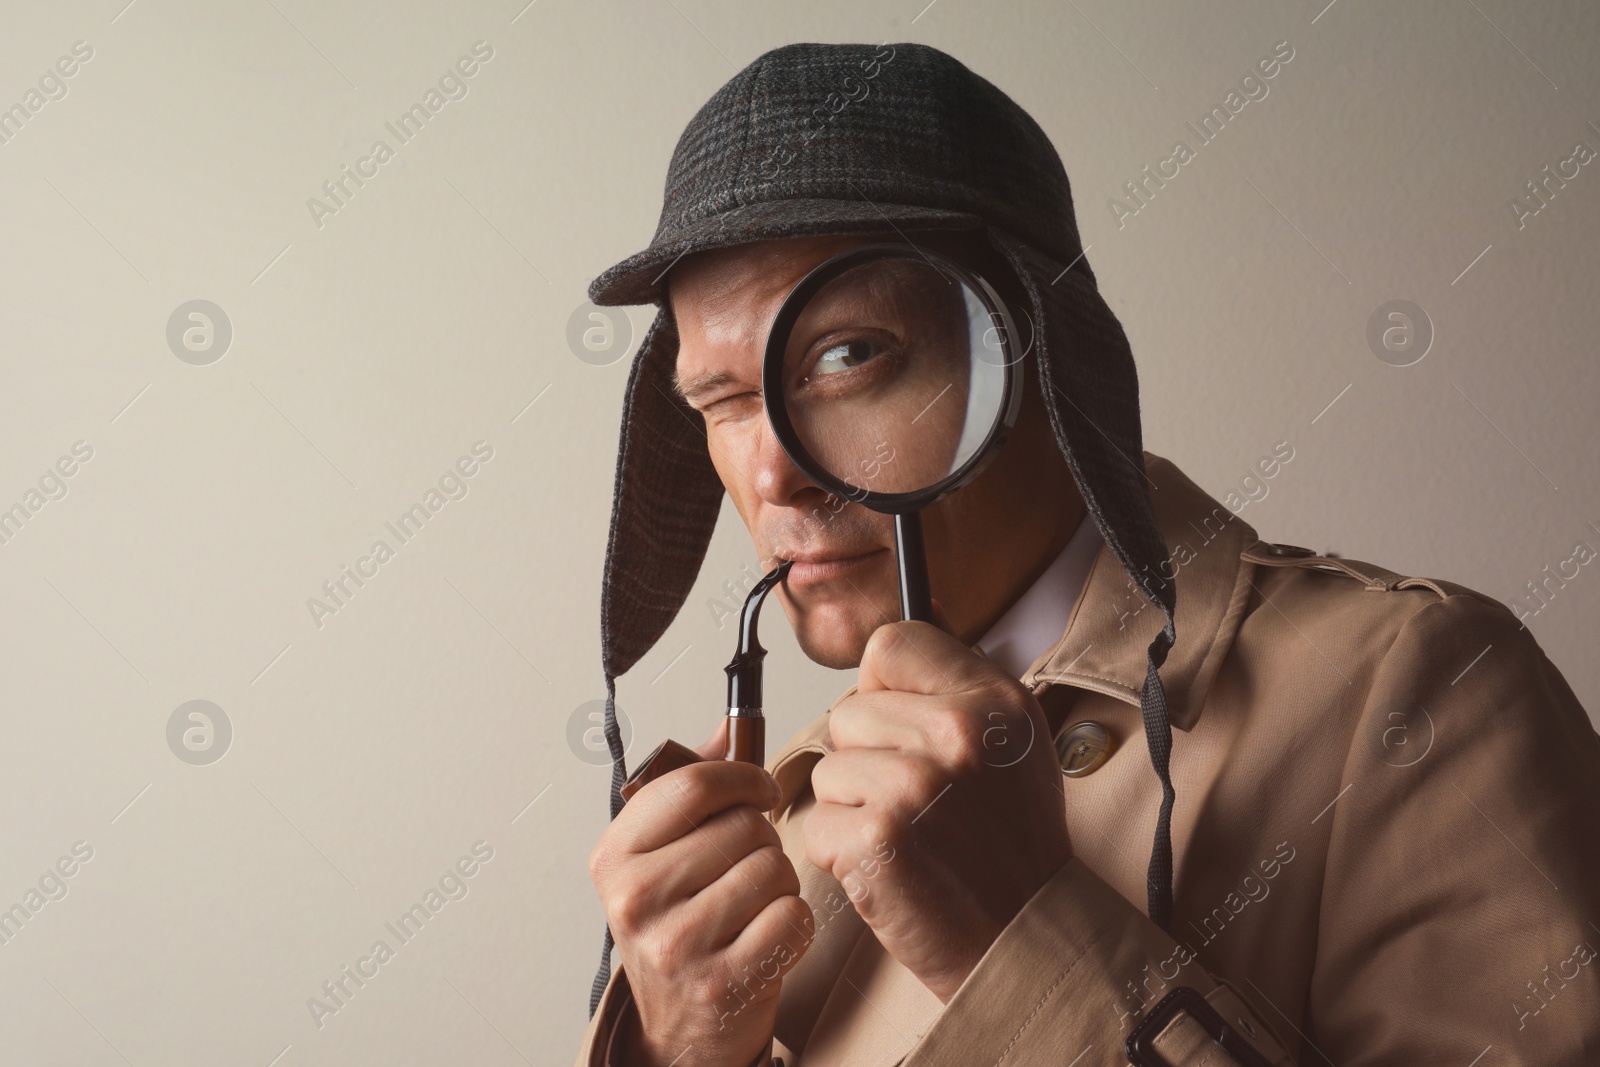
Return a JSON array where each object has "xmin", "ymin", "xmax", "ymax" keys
[{"xmin": 780, "ymin": 257, "xmax": 1010, "ymax": 497}]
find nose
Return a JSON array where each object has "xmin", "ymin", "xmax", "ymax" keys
[{"xmin": 750, "ymin": 415, "xmax": 823, "ymax": 509}]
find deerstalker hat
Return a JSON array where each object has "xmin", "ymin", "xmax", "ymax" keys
[{"xmin": 586, "ymin": 41, "xmax": 1180, "ymax": 1018}]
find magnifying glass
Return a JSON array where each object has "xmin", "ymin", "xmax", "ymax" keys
[{"xmin": 762, "ymin": 242, "xmax": 1027, "ymax": 624}]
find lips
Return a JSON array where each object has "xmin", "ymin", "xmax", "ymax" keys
[{"xmin": 780, "ymin": 547, "xmax": 890, "ymax": 587}]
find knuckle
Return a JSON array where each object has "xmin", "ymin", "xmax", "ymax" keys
[
  {"xmin": 667, "ymin": 767, "xmax": 712, "ymax": 811},
  {"xmin": 931, "ymin": 702, "xmax": 969, "ymax": 741},
  {"xmin": 949, "ymin": 731, "xmax": 989, "ymax": 777},
  {"xmin": 635, "ymin": 927, "xmax": 686, "ymax": 979},
  {"xmin": 863, "ymin": 622, "xmax": 904, "ymax": 663},
  {"xmin": 860, "ymin": 811, "xmax": 903, "ymax": 856},
  {"xmin": 609, "ymin": 882, "xmax": 650, "ymax": 935},
  {"xmin": 930, "ymin": 708, "xmax": 983, "ymax": 771},
  {"xmin": 711, "ymin": 803, "xmax": 771, "ymax": 852},
  {"xmin": 748, "ymin": 843, "xmax": 793, "ymax": 889},
  {"xmin": 738, "ymin": 900, "xmax": 813, "ymax": 981},
  {"xmin": 690, "ymin": 971, "xmax": 730, "ymax": 1012},
  {"xmin": 801, "ymin": 817, "xmax": 836, "ymax": 874},
  {"xmin": 587, "ymin": 842, "xmax": 612, "ymax": 885},
  {"xmin": 732, "ymin": 803, "xmax": 770, "ymax": 840},
  {"xmin": 754, "ymin": 812, "xmax": 783, "ymax": 850},
  {"xmin": 778, "ymin": 892, "xmax": 815, "ymax": 933}
]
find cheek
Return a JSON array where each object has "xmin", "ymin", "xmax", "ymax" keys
[
  {"xmin": 707, "ymin": 423, "xmax": 759, "ymax": 505},
  {"xmin": 921, "ymin": 489, "xmax": 985, "ymax": 567}
]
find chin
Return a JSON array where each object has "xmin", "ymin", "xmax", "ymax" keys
[{"xmin": 779, "ymin": 588, "xmax": 893, "ymax": 670}]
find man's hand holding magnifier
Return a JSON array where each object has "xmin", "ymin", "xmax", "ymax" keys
[{"xmin": 805, "ymin": 601, "xmax": 1073, "ymax": 1003}]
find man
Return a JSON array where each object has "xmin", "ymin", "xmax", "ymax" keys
[{"xmin": 576, "ymin": 42, "xmax": 1600, "ymax": 1066}]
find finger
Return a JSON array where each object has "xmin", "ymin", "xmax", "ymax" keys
[
  {"xmin": 617, "ymin": 759, "xmax": 781, "ymax": 856},
  {"xmin": 811, "ymin": 748, "xmax": 941, "ymax": 811},
  {"xmin": 856, "ymin": 619, "xmax": 1000, "ymax": 697},
  {"xmin": 646, "ymin": 802, "xmax": 782, "ymax": 902},
  {"xmin": 688, "ymin": 844, "xmax": 802, "ymax": 952},
  {"xmin": 694, "ymin": 716, "xmax": 730, "ymax": 761},
  {"xmin": 828, "ymin": 689, "xmax": 945, "ymax": 753},
  {"xmin": 720, "ymin": 893, "xmax": 814, "ymax": 985},
  {"xmin": 801, "ymin": 798, "xmax": 873, "ymax": 881}
]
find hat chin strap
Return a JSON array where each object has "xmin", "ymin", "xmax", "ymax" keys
[
  {"xmin": 589, "ymin": 674, "xmax": 626, "ymax": 1019},
  {"xmin": 1139, "ymin": 616, "xmax": 1178, "ymax": 932}
]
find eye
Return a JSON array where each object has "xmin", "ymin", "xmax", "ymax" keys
[
  {"xmin": 702, "ymin": 390, "xmax": 759, "ymax": 415},
  {"xmin": 810, "ymin": 338, "xmax": 883, "ymax": 377}
]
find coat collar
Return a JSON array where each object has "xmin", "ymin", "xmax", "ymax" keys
[
  {"xmin": 1019, "ymin": 451, "xmax": 1259, "ymax": 732},
  {"xmin": 768, "ymin": 452, "xmax": 1258, "ymax": 806}
]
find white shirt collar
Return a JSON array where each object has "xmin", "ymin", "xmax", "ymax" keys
[{"xmin": 975, "ymin": 515, "xmax": 1102, "ymax": 680}]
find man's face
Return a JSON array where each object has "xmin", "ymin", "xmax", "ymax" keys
[{"xmin": 669, "ymin": 232, "xmax": 1083, "ymax": 670}]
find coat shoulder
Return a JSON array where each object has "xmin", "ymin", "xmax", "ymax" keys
[
  {"xmin": 1229, "ymin": 539, "xmax": 1594, "ymax": 757},
  {"xmin": 1231, "ymin": 538, "xmax": 1555, "ymax": 697},
  {"xmin": 1239, "ymin": 538, "xmax": 1520, "ymax": 631}
]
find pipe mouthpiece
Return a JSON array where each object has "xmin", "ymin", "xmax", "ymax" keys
[{"xmin": 724, "ymin": 559, "xmax": 793, "ymax": 712}]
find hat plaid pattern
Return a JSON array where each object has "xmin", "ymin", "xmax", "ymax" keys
[{"xmin": 586, "ymin": 41, "xmax": 1179, "ymax": 1018}]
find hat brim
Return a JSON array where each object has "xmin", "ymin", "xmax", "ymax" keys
[{"xmin": 588, "ymin": 198, "xmax": 984, "ymax": 307}]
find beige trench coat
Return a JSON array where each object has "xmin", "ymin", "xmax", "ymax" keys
[{"xmin": 577, "ymin": 454, "xmax": 1600, "ymax": 1066}]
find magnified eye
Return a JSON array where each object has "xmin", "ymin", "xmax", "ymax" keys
[{"xmin": 811, "ymin": 338, "xmax": 882, "ymax": 377}]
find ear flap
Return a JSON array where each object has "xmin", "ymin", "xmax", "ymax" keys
[
  {"xmin": 591, "ymin": 302, "xmax": 728, "ymax": 1019},
  {"xmin": 599, "ymin": 303, "xmax": 728, "ymax": 683}
]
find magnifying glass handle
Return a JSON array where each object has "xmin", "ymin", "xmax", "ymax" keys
[{"xmin": 894, "ymin": 511, "xmax": 933, "ymax": 623}]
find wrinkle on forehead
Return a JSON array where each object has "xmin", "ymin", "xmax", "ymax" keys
[
  {"xmin": 668, "ymin": 236, "xmax": 877, "ymax": 395},
  {"xmin": 667, "ymin": 260, "xmax": 783, "ymax": 388}
]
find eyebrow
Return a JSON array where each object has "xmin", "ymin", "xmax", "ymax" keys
[{"xmin": 672, "ymin": 368, "xmax": 742, "ymax": 405}]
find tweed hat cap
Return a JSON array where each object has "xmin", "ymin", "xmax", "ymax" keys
[{"xmin": 586, "ymin": 42, "xmax": 1180, "ymax": 1018}]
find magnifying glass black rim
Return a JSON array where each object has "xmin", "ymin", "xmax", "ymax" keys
[{"xmin": 761, "ymin": 241, "xmax": 1026, "ymax": 515}]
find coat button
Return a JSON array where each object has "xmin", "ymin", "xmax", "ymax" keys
[{"xmin": 1056, "ymin": 721, "xmax": 1113, "ymax": 777}]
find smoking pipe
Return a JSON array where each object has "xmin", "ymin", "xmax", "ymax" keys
[{"xmin": 618, "ymin": 559, "xmax": 793, "ymax": 802}]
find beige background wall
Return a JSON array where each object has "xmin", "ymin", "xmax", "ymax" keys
[{"xmin": 2, "ymin": 0, "xmax": 1595, "ymax": 1062}]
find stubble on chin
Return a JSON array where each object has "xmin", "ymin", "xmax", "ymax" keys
[
  {"xmin": 785, "ymin": 596, "xmax": 888, "ymax": 671},
  {"xmin": 794, "ymin": 631, "xmax": 864, "ymax": 671}
]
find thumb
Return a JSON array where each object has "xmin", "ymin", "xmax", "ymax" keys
[
  {"xmin": 929, "ymin": 596, "xmax": 959, "ymax": 639},
  {"xmin": 693, "ymin": 715, "xmax": 730, "ymax": 761}
]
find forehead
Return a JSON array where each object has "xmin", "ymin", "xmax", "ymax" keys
[{"xmin": 667, "ymin": 234, "xmax": 879, "ymax": 372}]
